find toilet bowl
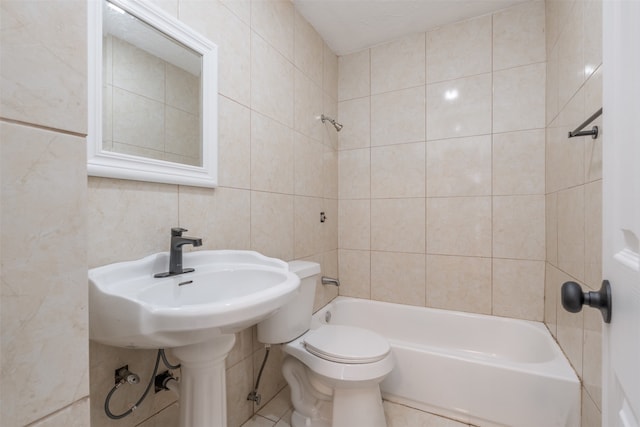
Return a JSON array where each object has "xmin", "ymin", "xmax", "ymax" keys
[{"xmin": 257, "ymin": 261, "xmax": 394, "ymax": 427}]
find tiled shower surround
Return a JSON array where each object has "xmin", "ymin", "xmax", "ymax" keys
[
  {"xmin": 337, "ymin": 0, "xmax": 602, "ymax": 424},
  {"xmin": 0, "ymin": 0, "xmax": 602, "ymax": 426}
]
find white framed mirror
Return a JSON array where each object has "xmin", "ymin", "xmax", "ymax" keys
[{"xmin": 88, "ymin": 0, "xmax": 218, "ymax": 187}]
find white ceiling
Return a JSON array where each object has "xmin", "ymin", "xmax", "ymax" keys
[{"xmin": 294, "ymin": 0, "xmax": 531, "ymax": 56}]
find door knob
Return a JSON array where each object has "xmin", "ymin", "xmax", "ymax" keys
[{"xmin": 561, "ymin": 280, "xmax": 612, "ymax": 323}]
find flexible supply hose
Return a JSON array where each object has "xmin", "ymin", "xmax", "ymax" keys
[
  {"xmin": 247, "ymin": 344, "xmax": 271, "ymax": 404},
  {"xmin": 104, "ymin": 349, "xmax": 168, "ymax": 420}
]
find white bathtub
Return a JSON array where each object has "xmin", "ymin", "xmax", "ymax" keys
[{"xmin": 311, "ymin": 297, "xmax": 580, "ymax": 427}]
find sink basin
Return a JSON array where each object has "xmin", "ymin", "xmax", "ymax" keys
[{"xmin": 89, "ymin": 250, "xmax": 300, "ymax": 348}]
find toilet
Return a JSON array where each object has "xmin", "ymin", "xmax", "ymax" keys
[{"xmin": 258, "ymin": 261, "xmax": 394, "ymax": 427}]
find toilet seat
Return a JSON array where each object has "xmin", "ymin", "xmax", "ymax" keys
[{"xmin": 303, "ymin": 325, "xmax": 390, "ymax": 364}]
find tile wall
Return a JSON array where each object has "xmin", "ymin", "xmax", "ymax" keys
[
  {"xmin": 0, "ymin": 0, "xmax": 90, "ymax": 426},
  {"xmin": 545, "ymin": 0, "xmax": 603, "ymax": 425},
  {"xmin": 87, "ymin": 1, "xmax": 339, "ymax": 426},
  {"xmin": 337, "ymin": 1, "xmax": 548, "ymax": 321}
]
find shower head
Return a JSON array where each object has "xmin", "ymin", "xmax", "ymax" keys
[{"xmin": 321, "ymin": 114, "xmax": 343, "ymax": 132}]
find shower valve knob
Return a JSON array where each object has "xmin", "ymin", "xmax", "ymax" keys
[{"xmin": 561, "ymin": 280, "xmax": 612, "ymax": 323}]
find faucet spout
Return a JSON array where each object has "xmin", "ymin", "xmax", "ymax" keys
[
  {"xmin": 321, "ymin": 276, "xmax": 340, "ymax": 287},
  {"xmin": 154, "ymin": 227, "xmax": 203, "ymax": 278}
]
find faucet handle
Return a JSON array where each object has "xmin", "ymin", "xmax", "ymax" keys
[{"xmin": 171, "ymin": 227, "xmax": 188, "ymax": 236}]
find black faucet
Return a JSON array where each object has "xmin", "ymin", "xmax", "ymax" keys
[{"xmin": 154, "ymin": 227, "xmax": 203, "ymax": 278}]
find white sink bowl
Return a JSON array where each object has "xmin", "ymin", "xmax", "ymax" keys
[{"xmin": 89, "ymin": 250, "xmax": 300, "ymax": 349}]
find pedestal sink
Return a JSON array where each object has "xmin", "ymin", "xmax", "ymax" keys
[{"xmin": 89, "ymin": 250, "xmax": 300, "ymax": 427}]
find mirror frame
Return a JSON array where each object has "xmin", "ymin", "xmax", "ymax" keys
[{"xmin": 88, "ymin": 0, "xmax": 218, "ymax": 188}]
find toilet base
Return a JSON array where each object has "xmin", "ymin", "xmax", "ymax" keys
[{"xmin": 283, "ymin": 356, "xmax": 388, "ymax": 427}]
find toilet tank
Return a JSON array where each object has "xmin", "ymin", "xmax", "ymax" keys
[{"xmin": 257, "ymin": 260, "xmax": 321, "ymax": 344}]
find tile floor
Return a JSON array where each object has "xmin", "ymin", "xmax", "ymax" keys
[{"xmin": 240, "ymin": 387, "xmax": 474, "ymax": 427}]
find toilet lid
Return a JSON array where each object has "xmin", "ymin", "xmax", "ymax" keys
[{"xmin": 303, "ymin": 325, "xmax": 390, "ymax": 364}]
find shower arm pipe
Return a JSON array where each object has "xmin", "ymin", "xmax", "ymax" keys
[
  {"xmin": 321, "ymin": 114, "xmax": 343, "ymax": 131},
  {"xmin": 568, "ymin": 107, "xmax": 602, "ymax": 139}
]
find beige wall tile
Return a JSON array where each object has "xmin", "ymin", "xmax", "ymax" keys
[
  {"xmin": 1, "ymin": 123, "xmax": 88, "ymax": 426},
  {"xmin": 493, "ymin": 63, "xmax": 546, "ymax": 133},
  {"xmin": 294, "ymin": 196, "xmax": 324, "ymax": 258},
  {"xmin": 427, "ymin": 255, "xmax": 492, "ymax": 314},
  {"xmin": 493, "ymin": 259, "xmax": 545, "ymax": 321},
  {"xmin": 250, "ymin": 0, "xmax": 294, "ymax": 61},
  {"xmin": 324, "ymin": 45, "xmax": 339, "ymax": 101},
  {"xmin": 294, "ymin": 10, "xmax": 323, "ymax": 85},
  {"xmin": 371, "ymin": 86, "xmax": 426, "ymax": 146},
  {"xmin": 339, "ymin": 199, "xmax": 370, "ymax": 250},
  {"xmin": 321, "ymin": 199, "xmax": 339, "ymax": 253},
  {"xmin": 30, "ymin": 398, "xmax": 90, "ymax": 427},
  {"xmin": 251, "ymin": 33, "xmax": 294, "ymax": 127},
  {"xmin": 338, "ymin": 50, "xmax": 370, "ymax": 101},
  {"xmin": 493, "ymin": 1, "xmax": 545, "ymax": 71},
  {"xmin": 426, "ymin": 73, "xmax": 492, "ymax": 140},
  {"xmin": 0, "ymin": 0, "xmax": 87, "ymax": 133},
  {"xmin": 371, "ymin": 252, "xmax": 426, "ymax": 306},
  {"xmin": 219, "ymin": 95, "xmax": 251, "ymax": 188},
  {"xmin": 426, "ymin": 197, "xmax": 491, "ymax": 257},
  {"xmin": 338, "ymin": 148, "xmax": 370, "ymax": 199},
  {"xmin": 426, "ymin": 15, "xmax": 491, "ymax": 83},
  {"xmin": 557, "ymin": 0, "xmax": 585, "ymax": 110},
  {"xmin": 220, "ymin": 0, "xmax": 250, "ymax": 24},
  {"xmin": 371, "ymin": 142, "xmax": 426, "ymax": 198},
  {"xmin": 323, "ymin": 147, "xmax": 339, "ymax": 199},
  {"xmin": 371, "ymin": 198, "xmax": 426, "ymax": 253},
  {"xmin": 294, "ymin": 70, "xmax": 323, "ymax": 142},
  {"xmin": 426, "ymin": 135, "xmax": 491, "ymax": 197},
  {"xmin": 583, "ymin": 0, "xmax": 602, "ymax": 80},
  {"xmin": 178, "ymin": 186, "xmax": 251, "ymax": 251},
  {"xmin": 493, "ymin": 130, "xmax": 545, "ymax": 196},
  {"xmin": 584, "ymin": 68, "xmax": 603, "ymax": 182},
  {"xmin": 581, "ymin": 388, "xmax": 602, "ymax": 427},
  {"xmin": 544, "ymin": 263, "xmax": 559, "ymax": 338},
  {"xmin": 180, "ymin": 0, "xmax": 251, "ymax": 106},
  {"xmin": 545, "ymin": 0, "xmax": 561, "ymax": 54},
  {"xmin": 546, "ymin": 43, "xmax": 560, "ymax": 125},
  {"xmin": 557, "ymin": 186, "xmax": 585, "ymax": 282},
  {"xmin": 546, "ymin": 91, "xmax": 585, "ymax": 193},
  {"xmin": 338, "ymin": 249, "xmax": 371, "ymax": 298},
  {"xmin": 493, "ymin": 195, "xmax": 545, "ymax": 260},
  {"xmin": 136, "ymin": 403, "xmax": 179, "ymax": 427},
  {"xmin": 371, "ymin": 33, "xmax": 426, "ymax": 94},
  {"xmin": 251, "ymin": 112, "xmax": 295, "ymax": 194},
  {"xmin": 546, "ymin": 192, "xmax": 559, "ymax": 266},
  {"xmin": 87, "ymin": 178, "xmax": 179, "ymax": 267},
  {"xmin": 250, "ymin": 191, "xmax": 294, "ymax": 261},
  {"xmin": 338, "ymin": 97, "xmax": 371, "ymax": 150},
  {"xmin": 295, "ymin": 133, "xmax": 324, "ymax": 197}
]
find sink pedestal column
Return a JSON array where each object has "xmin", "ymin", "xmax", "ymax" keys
[{"xmin": 171, "ymin": 334, "xmax": 237, "ymax": 427}]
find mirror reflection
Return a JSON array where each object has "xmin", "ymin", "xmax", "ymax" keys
[{"xmin": 102, "ymin": 0, "xmax": 203, "ymax": 166}]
